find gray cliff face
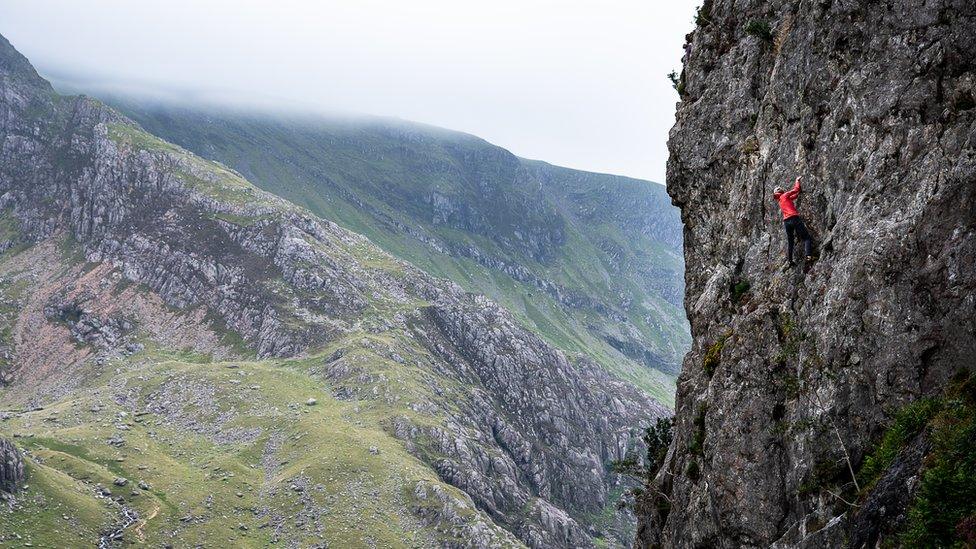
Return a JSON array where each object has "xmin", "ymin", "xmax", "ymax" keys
[
  {"xmin": 637, "ymin": 0, "xmax": 974, "ymax": 547},
  {"xmin": 0, "ymin": 34, "xmax": 662, "ymax": 547},
  {"xmin": 413, "ymin": 297, "xmax": 665, "ymax": 545},
  {"xmin": 0, "ymin": 437, "xmax": 24, "ymax": 495}
]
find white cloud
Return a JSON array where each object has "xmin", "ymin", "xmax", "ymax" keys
[{"xmin": 0, "ymin": 0, "xmax": 698, "ymax": 181}]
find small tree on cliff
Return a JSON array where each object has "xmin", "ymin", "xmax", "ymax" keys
[{"xmin": 611, "ymin": 417, "xmax": 674, "ymax": 510}]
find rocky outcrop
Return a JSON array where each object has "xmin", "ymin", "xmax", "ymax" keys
[
  {"xmin": 406, "ymin": 295, "xmax": 667, "ymax": 547},
  {"xmin": 0, "ymin": 437, "xmax": 24, "ymax": 494},
  {"xmin": 411, "ymin": 481, "xmax": 525, "ymax": 548},
  {"xmin": 0, "ymin": 33, "xmax": 662, "ymax": 547},
  {"xmin": 637, "ymin": 0, "xmax": 974, "ymax": 546},
  {"xmin": 45, "ymin": 292, "xmax": 135, "ymax": 349}
]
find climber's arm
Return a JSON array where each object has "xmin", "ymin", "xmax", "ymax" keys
[{"xmin": 786, "ymin": 177, "xmax": 802, "ymax": 199}]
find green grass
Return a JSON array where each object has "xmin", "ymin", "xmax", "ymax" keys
[
  {"xmin": 0, "ymin": 458, "xmax": 115, "ymax": 547},
  {"xmin": 200, "ymin": 310, "xmax": 257, "ymax": 358},
  {"xmin": 584, "ymin": 486, "xmax": 634, "ymax": 547},
  {"xmin": 107, "ymin": 122, "xmax": 286, "ymax": 210},
  {"xmin": 0, "ymin": 339, "xmax": 519, "ymax": 547},
  {"xmin": 107, "ymin": 122, "xmax": 183, "ymax": 154}
]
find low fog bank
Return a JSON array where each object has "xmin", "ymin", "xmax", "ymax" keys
[{"xmin": 0, "ymin": 0, "xmax": 699, "ymax": 181}]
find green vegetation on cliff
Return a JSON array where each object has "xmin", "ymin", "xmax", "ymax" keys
[{"xmin": 860, "ymin": 370, "xmax": 976, "ymax": 547}]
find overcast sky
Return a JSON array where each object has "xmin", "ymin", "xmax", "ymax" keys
[{"xmin": 0, "ymin": 0, "xmax": 698, "ymax": 181}]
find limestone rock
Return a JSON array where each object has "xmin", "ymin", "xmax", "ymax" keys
[{"xmin": 636, "ymin": 0, "xmax": 975, "ymax": 546}]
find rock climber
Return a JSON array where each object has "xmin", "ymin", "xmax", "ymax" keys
[{"xmin": 773, "ymin": 176, "xmax": 814, "ymax": 268}]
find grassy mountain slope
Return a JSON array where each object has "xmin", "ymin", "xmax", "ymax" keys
[
  {"xmin": 0, "ymin": 33, "xmax": 663, "ymax": 548},
  {"xmin": 93, "ymin": 99, "xmax": 687, "ymax": 401},
  {"xmin": 1, "ymin": 309, "xmax": 509, "ymax": 547}
]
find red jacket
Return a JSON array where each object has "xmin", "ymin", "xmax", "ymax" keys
[{"xmin": 773, "ymin": 181, "xmax": 801, "ymax": 219}]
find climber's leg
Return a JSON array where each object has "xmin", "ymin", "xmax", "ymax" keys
[
  {"xmin": 794, "ymin": 218, "xmax": 814, "ymax": 259},
  {"xmin": 784, "ymin": 218, "xmax": 797, "ymax": 264}
]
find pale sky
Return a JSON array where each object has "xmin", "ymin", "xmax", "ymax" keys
[{"xmin": 0, "ymin": 0, "xmax": 698, "ymax": 181}]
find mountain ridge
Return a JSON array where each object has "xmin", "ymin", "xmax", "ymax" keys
[
  {"xmin": 0, "ymin": 33, "xmax": 662, "ymax": 548},
  {"xmin": 80, "ymin": 95, "xmax": 688, "ymax": 401}
]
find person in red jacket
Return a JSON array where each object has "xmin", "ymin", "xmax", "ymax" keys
[{"xmin": 773, "ymin": 176, "xmax": 814, "ymax": 266}]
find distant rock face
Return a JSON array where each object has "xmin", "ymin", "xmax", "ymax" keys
[
  {"xmin": 637, "ymin": 0, "xmax": 974, "ymax": 546},
  {"xmin": 0, "ymin": 437, "xmax": 24, "ymax": 494},
  {"xmin": 412, "ymin": 296, "xmax": 668, "ymax": 544},
  {"xmin": 101, "ymin": 99, "xmax": 689, "ymax": 377}
]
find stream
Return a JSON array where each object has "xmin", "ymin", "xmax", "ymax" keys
[{"xmin": 97, "ymin": 505, "xmax": 139, "ymax": 548}]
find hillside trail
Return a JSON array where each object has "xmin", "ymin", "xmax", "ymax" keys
[{"xmin": 134, "ymin": 504, "xmax": 160, "ymax": 542}]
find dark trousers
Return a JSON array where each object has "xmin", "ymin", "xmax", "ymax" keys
[{"xmin": 784, "ymin": 216, "xmax": 813, "ymax": 261}]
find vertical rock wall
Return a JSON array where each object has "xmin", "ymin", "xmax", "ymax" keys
[{"xmin": 638, "ymin": 0, "xmax": 975, "ymax": 546}]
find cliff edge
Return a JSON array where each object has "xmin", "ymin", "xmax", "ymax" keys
[{"xmin": 637, "ymin": 0, "xmax": 975, "ymax": 546}]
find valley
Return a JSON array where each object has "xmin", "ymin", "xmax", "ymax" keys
[{"xmin": 0, "ymin": 34, "xmax": 666, "ymax": 548}]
